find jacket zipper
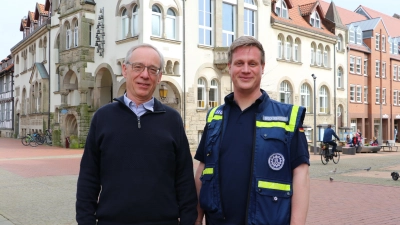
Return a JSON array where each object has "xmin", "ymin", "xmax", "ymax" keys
[
  {"xmin": 218, "ymin": 112, "xmax": 226, "ymax": 220},
  {"xmin": 137, "ymin": 117, "xmax": 141, "ymax": 128},
  {"xmin": 245, "ymin": 113, "xmax": 257, "ymax": 225}
]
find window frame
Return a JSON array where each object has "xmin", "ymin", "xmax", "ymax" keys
[
  {"xmin": 356, "ymin": 85, "xmax": 362, "ymax": 102},
  {"xmin": 166, "ymin": 8, "xmax": 177, "ymax": 40},
  {"xmin": 198, "ymin": 0, "xmax": 214, "ymax": 46},
  {"xmin": 197, "ymin": 78, "xmax": 206, "ymax": 109},
  {"xmin": 300, "ymin": 83, "xmax": 311, "ymax": 113},
  {"xmin": 350, "ymin": 85, "xmax": 355, "ymax": 102},
  {"xmin": 364, "ymin": 86, "xmax": 368, "ymax": 103},
  {"xmin": 151, "ymin": 5, "xmax": 162, "ymax": 37},
  {"xmin": 319, "ymin": 86, "xmax": 328, "ymax": 114},
  {"xmin": 222, "ymin": 2, "xmax": 236, "ymax": 47}
]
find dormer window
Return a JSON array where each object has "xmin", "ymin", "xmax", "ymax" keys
[
  {"xmin": 356, "ymin": 27, "xmax": 362, "ymax": 44},
  {"xmin": 394, "ymin": 38, "xmax": 399, "ymax": 55},
  {"xmin": 275, "ymin": 0, "xmax": 288, "ymax": 19},
  {"xmin": 310, "ymin": 11, "xmax": 320, "ymax": 28},
  {"xmin": 389, "ymin": 37, "xmax": 393, "ymax": 54}
]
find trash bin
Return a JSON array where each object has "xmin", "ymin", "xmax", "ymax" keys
[{"xmin": 65, "ymin": 137, "xmax": 70, "ymax": 148}]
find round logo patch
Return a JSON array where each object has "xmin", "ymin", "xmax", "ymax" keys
[{"xmin": 268, "ymin": 153, "xmax": 285, "ymax": 171}]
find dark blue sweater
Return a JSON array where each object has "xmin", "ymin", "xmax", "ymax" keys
[{"xmin": 76, "ymin": 96, "xmax": 197, "ymax": 225}]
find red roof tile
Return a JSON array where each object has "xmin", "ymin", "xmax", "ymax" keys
[
  {"xmin": 320, "ymin": 1, "xmax": 367, "ymax": 25},
  {"xmin": 299, "ymin": 2, "xmax": 316, "ymax": 16},
  {"xmin": 272, "ymin": 0, "xmax": 335, "ymax": 38},
  {"xmin": 358, "ymin": 5, "xmax": 400, "ymax": 37}
]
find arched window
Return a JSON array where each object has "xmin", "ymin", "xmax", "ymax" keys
[
  {"xmin": 356, "ymin": 26, "xmax": 362, "ymax": 44},
  {"xmin": 275, "ymin": 0, "xmax": 288, "ymax": 18},
  {"xmin": 244, "ymin": 0, "xmax": 256, "ymax": 37},
  {"xmin": 349, "ymin": 26, "xmax": 355, "ymax": 43},
  {"xmin": 280, "ymin": 81, "xmax": 292, "ymax": 104},
  {"xmin": 73, "ymin": 20, "xmax": 78, "ymax": 47},
  {"xmin": 278, "ymin": 35, "xmax": 284, "ymax": 59},
  {"xmin": 317, "ymin": 44, "xmax": 323, "ymax": 66},
  {"xmin": 294, "ymin": 38, "xmax": 301, "ymax": 62},
  {"xmin": 300, "ymin": 83, "xmax": 311, "ymax": 113},
  {"xmin": 166, "ymin": 8, "xmax": 176, "ymax": 39},
  {"xmin": 310, "ymin": 11, "xmax": 320, "ymax": 28},
  {"xmin": 337, "ymin": 67, "xmax": 343, "ymax": 88},
  {"xmin": 319, "ymin": 86, "xmax": 328, "ymax": 113},
  {"xmin": 209, "ymin": 79, "xmax": 218, "ymax": 107},
  {"xmin": 337, "ymin": 34, "xmax": 343, "ymax": 50},
  {"xmin": 324, "ymin": 46, "xmax": 330, "ymax": 67},
  {"xmin": 310, "ymin": 42, "xmax": 316, "ymax": 65},
  {"xmin": 132, "ymin": 5, "xmax": 139, "ymax": 36},
  {"xmin": 285, "ymin": 36, "xmax": 292, "ymax": 60},
  {"xmin": 152, "ymin": 5, "xmax": 162, "ymax": 37},
  {"xmin": 197, "ymin": 78, "xmax": 206, "ymax": 108},
  {"xmin": 65, "ymin": 22, "xmax": 71, "ymax": 49},
  {"xmin": 121, "ymin": 8, "xmax": 128, "ymax": 39}
]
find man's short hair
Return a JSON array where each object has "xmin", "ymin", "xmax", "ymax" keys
[
  {"xmin": 228, "ymin": 36, "xmax": 265, "ymax": 65},
  {"xmin": 328, "ymin": 124, "xmax": 332, "ymax": 128},
  {"xmin": 124, "ymin": 43, "xmax": 165, "ymax": 71}
]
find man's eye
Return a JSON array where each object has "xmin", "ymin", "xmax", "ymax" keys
[
  {"xmin": 149, "ymin": 67, "xmax": 158, "ymax": 73},
  {"xmin": 235, "ymin": 62, "xmax": 244, "ymax": 66},
  {"xmin": 133, "ymin": 65, "xmax": 143, "ymax": 70}
]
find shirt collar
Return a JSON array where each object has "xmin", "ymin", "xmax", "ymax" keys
[{"xmin": 123, "ymin": 93, "xmax": 155, "ymax": 112}]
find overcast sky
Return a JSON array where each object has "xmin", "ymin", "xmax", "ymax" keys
[{"xmin": 0, "ymin": 0, "xmax": 398, "ymax": 58}]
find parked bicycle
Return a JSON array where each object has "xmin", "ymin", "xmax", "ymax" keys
[
  {"xmin": 35, "ymin": 129, "xmax": 52, "ymax": 146},
  {"xmin": 21, "ymin": 133, "xmax": 39, "ymax": 147},
  {"xmin": 320, "ymin": 141, "xmax": 340, "ymax": 165}
]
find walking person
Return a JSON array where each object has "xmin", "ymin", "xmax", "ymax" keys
[
  {"xmin": 394, "ymin": 127, "xmax": 397, "ymax": 142},
  {"xmin": 194, "ymin": 36, "xmax": 310, "ymax": 225},
  {"xmin": 76, "ymin": 43, "xmax": 198, "ymax": 225}
]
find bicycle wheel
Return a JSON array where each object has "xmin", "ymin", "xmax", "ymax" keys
[
  {"xmin": 36, "ymin": 135, "xmax": 45, "ymax": 145},
  {"xmin": 21, "ymin": 136, "xmax": 30, "ymax": 146},
  {"xmin": 321, "ymin": 150, "xmax": 328, "ymax": 165},
  {"xmin": 29, "ymin": 137, "xmax": 38, "ymax": 147},
  {"xmin": 333, "ymin": 151, "xmax": 340, "ymax": 164}
]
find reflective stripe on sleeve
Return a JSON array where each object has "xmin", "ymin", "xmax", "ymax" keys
[
  {"xmin": 202, "ymin": 168, "xmax": 214, "ymax": 175},
  {"xmin": 256, "ymin": 105, "xmax": 299, "ymax": 132},
  {"xmin": 207, "ymin": 107, "xmax": 222, "ymax": 123}
]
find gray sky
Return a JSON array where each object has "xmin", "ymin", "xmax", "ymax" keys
[{"xmin": 0, "ymin": 0, "xmax": 398, "ymax": 58}]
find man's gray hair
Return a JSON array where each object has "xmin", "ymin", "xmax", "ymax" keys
[
  {"xmin": 124, "ymin": 43, "xmax": 165, "ymax": 71},
  {"xmin": 228, "ymin": 36, "xmax": 265, "ymax": 64}
]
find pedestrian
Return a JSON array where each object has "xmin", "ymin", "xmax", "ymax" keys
[
  {"xmin": 76, "ymin": 43, "xmax": 198, "ymax": 225},
  {"xmin": 356, "ymin": 129, "xmax": 362, "ymax": 146},
  {"xmin": 394, "ymin": 127, "xmax": 397, "ymax": 141},
  {"xmin": 323, "ymin": 124, "xmax": 340, "ymax": 156},
  {"xmin": 194, "ymin": 36, "xmax": 310, "ymax": 225}
]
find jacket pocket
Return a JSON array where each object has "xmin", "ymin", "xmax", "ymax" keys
[
  {"xmin": 199, "ymin": 165, "xmax": 219, "ymax": 213},
  {"xmin": 253, "ymin": 178, "xmax": 292, "ymax": 225}
]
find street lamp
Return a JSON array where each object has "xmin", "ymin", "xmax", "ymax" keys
[{"xmin": 312, "ymin": 74, "xmax": 317, "ymax": 155}]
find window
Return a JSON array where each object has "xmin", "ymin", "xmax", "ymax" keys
[
  {"xmin": 285, "ymin": 36, "xmax": 292, "ymax": 60},
  {"xmin": 280, "ymin": 81, "xmax": 292, "ymax": 104},
  {"xmin": 121, "ymin": 8, "xmax": 128, "ymax": 39},
  {"xmin": 152, "ymin": 5, "xmax": 162, "ymax": 37},
  {"xmin": 364, "ymin": 86, "xmax": 368, "ymax": 103},
  {"xmin": 389, "ymin": 37, "xmax": 393, "ymax": 53},
  {"xmin": 364, "ymin": 59, "xmax": 367, "ymax": 75},
  {"xmin": 166, "ymin": 9, "xmax": 176, "ymax": 39},
  {"xmin": 356, "ymin": 27, "xmax": 362, "ymax": 44},
  {"xmin": 244, "ymin": 0, "xmax": 256, "ymax": 37},
  {"xmin": 382, "ymin": 62, "xmax": 386, "ymax": 78},
  {"xmin": 316, "ymin": 47, "xmax": 321, "ymax": 66},
  {"xmin": 383, "ymin": 88, "xmax": 386, "ymax": 104},
  {"xmin": 310, "ymin": 43, "xmax": 316, "ymax": 65},
  {"xmin": 350, "ymin": 85, "xmax": 355, "ymax": 102},
  {"xmin": 66, "ymin": 22, "xmax": 71, "ymax": 49},
  {"xmin": 275, "ymin": 0, "xmax": 288, "ymax": 18},
  {"xmin": 356, "ymin": 57, "xmax": 361, "ymax": 74},
  {"xmin": 349, "ymin": 56, "xmax": 354, "ymax": 73},
  {"xmin": 349, "ymin": 26, "xmax": 355, "ymax": 43},
  {"xmin": 323, "ymin": 46, "xmax": 329, "ymax": 67},
  {"xmin": 277, "ymin": 36, "xmax": 283, "ymax": 59},
  {"xmin": 375, "ymin": 60, "xmax": 380, "ymax": 77},
  {"xmin": 337, "ymin": 34, "xmax": 342, "ymax": 50},
  {"xmin": 222, "ymin": 3, "xmax": 235, "ymax": 47},
  {"xmin": 376, "ymin": 87, "xmax": 380, "ymax": 104},
  {"xmin": 394, "ymin": 90, "xmax": 398, "ymax": 105},
  {"xmin": 398, "ymin": 65, "xmax": 400, "ymax": 80},
  {"xmin": 300, "ymin": 84, "xmax": 310, "ymax": 113},
  {"xmin": 310, "ymin": 11, "xmax": 320, "ymax": 28},
  {"xmin": 89, "ymin": 25, "xmax": 92, "ymax": 46},
  {"xmin": 197, "ymin": 78, "xmax": 206, "ymax": 108},
  {"xmin": 382, "ymin": 36, "xmax": 386, "ymax": 51},
  {"xmin": 294, "ymin": 38, "xmax": 301, "ymax": 62},
  {"xmin": 375, "ymin": 33, "xmax": 380, "ymax": 50},
  {"xmin": 319, "ymin": 86, "xmax": 328, "ymax": 113},
  {"xmin": 199, "ymin": 0, "xmax": 213, "ymax": 46},
  {"xmin": 394, "ymin": 38, "xmax": 399, "ymax": 55},
  {"xmin": 394, "ymin": 65, "xmax": 398, "ymax": 81},
  {"xmin": 73, "ymin": 20, "xmax": 78, "ymax": 47},
  {"xmin": 132, "ymin": 5, "xmax": 139, "ymax": 36},
  {"xmin": 356, "ymin": 85, "xmax": 362, "ymax": 102},
  {"xmin": 209, "ymin": 79, "xmax": 218, "ymax": 107},
  {"xmin": 337, "ymin": 67, "xmax": 343, "ymax": 88}
]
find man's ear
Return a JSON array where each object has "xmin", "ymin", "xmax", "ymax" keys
[{"xmin": 122, "ymin": 64, "xmax": 127, "ymax": 78}]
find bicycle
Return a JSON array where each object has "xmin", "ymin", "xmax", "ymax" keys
[
  {"xmin": 320, "ymin": 141, "xmax": 340, "ymax": 165},
  {"xmin": 21, "ymin": 133, "xmax": 39, "ymax": 147}
]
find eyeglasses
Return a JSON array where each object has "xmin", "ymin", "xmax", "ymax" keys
[{"xmin": 126, "ymin": 62, "xmax": 161, "ymax": 76}]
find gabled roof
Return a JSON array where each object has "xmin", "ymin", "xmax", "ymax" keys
[
  {"xmin": 26, "ymin": 11, "xmax": 36, "ymax": 27},
  {"xmin": 324, "ymin": 1, "xmax": 346, "ymax": 29},
  {"xmin": 19, "ymin": 18, "xmax": 27, "ymax": 31},
  {"xmin": 356, "ymin": 5, "xmax": 400, "ymax": 37},
  {"xmin": 347, "ymin": 17, "xmax": 382, "ymax": 31},
  {"xmin": 271, "ymin": 0, "xmax": 336, "ymax": 38},
  {"xmin": 44, "ymin": 0, "xmax": 51, "ymax": 11},
  {"xmin": 35, "ymin": 3, "xmax": 48, "ymax": 20},
  {"xmin": 321, "ymin": 1, "xmax": 367, "ymax": 25}
]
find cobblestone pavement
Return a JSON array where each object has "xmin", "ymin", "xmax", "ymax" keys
[{"xmin": 1, "ymin": 137, "xmax": 400, "ymax": 224}]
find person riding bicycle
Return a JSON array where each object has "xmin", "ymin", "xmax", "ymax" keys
[{"xmin": 323, "ymin": 124, "xmax": 340, "ymax": 156}]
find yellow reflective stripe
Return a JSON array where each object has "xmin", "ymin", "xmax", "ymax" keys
[
  {"xmin": 207, "ymin": 107, "xmax": 222, "ymax": 123},
  {"xmin": 202, "ymin": 168, "xmax": 214, "ymax": 175},
  {"xmin": 256, "ymin": 105, "xmax": 300, "ymax": 132},
  {"xmin": 258, "ymin": 181, "xmax": 291, "ymax": 191}
]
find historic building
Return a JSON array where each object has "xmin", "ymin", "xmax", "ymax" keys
[{"xmin": 0, "ymin": 55, "xmax": 14, "ymax": 138}]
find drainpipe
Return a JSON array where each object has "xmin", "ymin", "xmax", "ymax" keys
[
  {"xmin": 11, "ymin": 68, "xmax": 14, "ymax": 132},
  {"xmin": 379, "ymin": 28, "xmax": 383, "ymax": 144},
  {"xmin": 334, "ymin": 43, "xmax": 337, "ymax": 131},
  {"xmin": 347, "ymin": 45, "xmax": 350, "ymax": 128},
  {"xmin": 47, "ymin": 18, "xmax": 51, "ymax": 130},
  {"xmin": 182, "ymin": 0, "xmax": 186, "ymax": 127}
]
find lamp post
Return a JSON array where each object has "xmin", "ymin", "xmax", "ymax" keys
[{"xmin": 312, "ymin": 74, "xmax": 317, "ymax": 155}]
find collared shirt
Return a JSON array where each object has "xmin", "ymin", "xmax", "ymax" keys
[{"xmin": 123, "ymin": 94, "xmax": 154, "ymax": 117}]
